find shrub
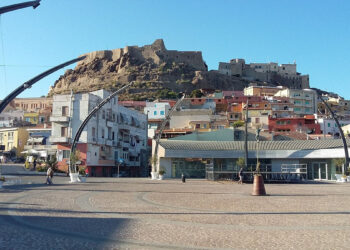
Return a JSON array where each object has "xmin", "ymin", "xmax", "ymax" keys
[{"xmin": 158, "ymin": 166, "xmax": 166, "ymax": 175}]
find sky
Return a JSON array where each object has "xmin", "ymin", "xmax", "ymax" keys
[{"xmin": 0, "ymin": 0, "xmax": 349, "ymax": 99}]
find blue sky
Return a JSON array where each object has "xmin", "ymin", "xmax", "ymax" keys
[{"xmin": 0, "ymin": 0, "xmax": 349, "ymax": 99}]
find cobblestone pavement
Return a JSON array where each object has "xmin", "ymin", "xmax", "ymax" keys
[{"xmin": 1, "ymin": 176, "xmax": 350, "ymax": 249}]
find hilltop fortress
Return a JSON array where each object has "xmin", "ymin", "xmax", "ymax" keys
[
  {"xmin": 77, "ymin": 39, "xmax": 207, "ymax": 72},
  {"xmin": 49, "ymin": 39, "xmax": 310, "ymax": 100},
  {"xmin": 218, "ymin": 59, "xmax": 310, "ymax": 89}
]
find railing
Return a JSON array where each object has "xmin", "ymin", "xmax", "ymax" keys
[{"xmin": 206, "ymin": 164, "xmax": 307, "ymax": 182}]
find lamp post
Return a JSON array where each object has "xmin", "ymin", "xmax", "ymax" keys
[
  {"xmin": 0, "ymin": 1, "xmax": 40, "ymax": 15},
  {"xmin": 151, "ymin": 94, "xmax": 185, "ymax": 179},
  {"xmin": 308, "ymin": 89, "xmax": 349, "ymax": 174},
  {"xmin": 0, "ymin": 56, "xmax": 86, "ymax": 114}
]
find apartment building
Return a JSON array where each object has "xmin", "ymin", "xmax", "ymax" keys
[
  {"xmin": 274, "ymin": 89, "xmax": 317, "ymax": 115},
  {"xmin": 49, "ymin": 90, "xmax": 148, "ymax": 177},
  {"xmin": 268, "ymin": 116, "xmax": 321, "ymax": 134},
  {"xmin": 24, "ymin": 124, "xmax": 56, "ymax": 159},
  {"xmin": 244, "ymin": 86, "xmax": 285, "ymax": 97},
  {"xmin": 0, "ymin": 127, "xmax": 28, "ymax": 158},
  {"xmin": 0, "ymin": 110, "xmax": 24, "ymax": 127},
  {"xmin": 13, "ymin": 97, "xmax": 52, "ymax": 112}
]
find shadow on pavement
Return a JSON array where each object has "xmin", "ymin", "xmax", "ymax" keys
[{"xmin": 0, "ymin": 214, "xmax": 133, "ymax": 249}]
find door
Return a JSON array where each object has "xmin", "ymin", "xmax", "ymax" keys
[
  {"xmin": 320, "ymin": 163, "xmax": 327, "ymax": 179},
  {"xmin": 312, "ymin": 162, "xmax": 327, "ymax": 180},
  {"xmin": 312, "ymin": 163, "xmax": 319, "ymax": 179}
]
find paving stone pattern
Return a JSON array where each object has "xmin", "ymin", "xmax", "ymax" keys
[{"xmin": 0, "ymin": 176, "xmax": 350, "ymax": 249}]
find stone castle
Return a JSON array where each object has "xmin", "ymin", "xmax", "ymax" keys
[
  {"xmin": 77, "ymin": 39, "xmax": 207, "ymax": 72},
  {"xmin": 218, "ymin": 59, "xmax": 309, "ymax": 89}
]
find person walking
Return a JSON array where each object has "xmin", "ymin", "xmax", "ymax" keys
[
  {"xmin": 33, "ymin": 159, "xmax": 37, "ymax": 171},
  {"xmin": 46, "ymin": 166, "xmax": 53, "ymax": 185},
  {"xmin": 238, "ymin": 167, "xmax": 244, "ymax": 184}
]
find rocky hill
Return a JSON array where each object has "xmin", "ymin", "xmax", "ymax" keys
[{"xmin": 49, "ymin": 39, "xmax": 249, "ymax": 100}]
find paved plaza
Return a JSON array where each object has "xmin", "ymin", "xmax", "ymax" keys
[{"xmin": 1, "ymin": 175, "xmax": 350, "ymax": 249}]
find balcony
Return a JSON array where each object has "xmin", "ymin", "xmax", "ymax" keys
[
  {"xmin": 24, "ymin": 145, "xmax": 57, "ymax": 150},
  {"xmin": 98, "ymin": 138, "xmax": 105, "ymax": 145},
  {"xmin": 106, "ymin": 139, "xmax": 113, "ymax": 146},
  {"xmin": 49, "ymin": 136, "xmax": 70, "ymax": 143},
  {"xmin": 118, "ymin": 124, "xmax": 130, "ymax": 131},
  {"xmin": 50, "ymin": 116, "xmax": 70, "ymax": 123},
  {"xmin": 106, "ymin": 120, "xmax": 114, "ymax": 128}
]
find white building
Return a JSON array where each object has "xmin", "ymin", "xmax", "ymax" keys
[
  {"xmin": 144, "ymin": 102, "xmax": 170, "ymax": 120},
  {"xmin": 274, "ymin": 89, "xmax": 317, "ymax": 116},
  {"xmin": 317, "ymin": 117, "xmax": 350, "ymax": 136},
  {"xmin": 0, "ymin": 110, "xmax": 24, "ymax": 127},
  {"xmin": 50, "ymin": 89, "xmax": 148, "ymax": 177}
]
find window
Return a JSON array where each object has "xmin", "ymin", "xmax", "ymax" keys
[
  {"xmin": 101, "ymin": 129, "xmax": 105, "ymax": 139},
  {"xmin": 328, "ymin": 123, "xmax": 331, "ymax": 127},
  {"xmin": 154, "ymin": 111, "xmax": 157, "ymax": 115},
  {"xmin": 102, "ymin": 110, "xmax": 105, "ymax": 119},
  {"xmin": 8, "ymin": 132, "xmax": 14, "ymax": 140},
  {"xmin": 62, "ymin": 106, "xmax": 69, "ymax": 116},
  {"xmin": 25, "ymin": 117, "xmax": 30, "ymax": 122},
  {"xmin": 92, "ymin": 127, "xmax": 96, "ymax": 138},
  {"xmin": 160, "ymin": 111, "xmax": 165, "ymax": 115},
  {"xmin": 63, "ymin": 150, "xmax": 70, "ymax": 159},
  {"xmin": 196, "ymin": 124, "xmax": 200, "ymax": 129},
  {"xmin": 203, "ymin": 124, "xmax": 207, "ymax": 128},
  {"xmin": 61, "ymin": 127, "xmax": 68, "ymax": 137}
]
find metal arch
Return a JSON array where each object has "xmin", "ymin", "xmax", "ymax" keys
[
  {"xmin": 152, "ymin": 94, "xmax": 185, "ymax": 172},
  {"xmin": 0, "ymin": 1, "xmax": 41, "ymax": 15},
  {"xmin": 69, "ymin": 82, "xmax": 134, "ymax": 173},
  {"xmin": 0, "ymin": 56, "xmax": 86, "ymax": 114},
  {"xmin": 318, "ymin": 94, "xmax": 349, "ymax": 172}
]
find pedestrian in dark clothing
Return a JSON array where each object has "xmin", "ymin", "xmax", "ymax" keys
[
  {"xmin": 238, "ymin": 167, "xmax": 244, "ymax": 184},
  {"xmin": 33, "ymin": 159, "xmax": 37, "ymax": 171}
]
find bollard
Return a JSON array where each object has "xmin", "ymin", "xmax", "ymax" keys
[{"xmin": 181, "ymin": 173, "xmax": 186, "ymax": 183}]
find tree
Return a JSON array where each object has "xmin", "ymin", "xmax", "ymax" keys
[
  {"xmin": 190, "ymin": 89, "xmax": 203, "ymax": 98},
  {"xmin": 236, "ymin": 157, "xmax": 245, "ymax": 169},
  {"xmin": 233, "ymin": 120, "xmax": 245, "ymax": 128},
  {"xmin": 332, "ymin": 158, "xmax": 345, "ymax": 174},
  {"xmin": 70, "ymin": 149, "xmax": 81, "ymax": 173},
  {"xmin": 46, "ymin": 155, "xmax": 58, "ymax": 171}
]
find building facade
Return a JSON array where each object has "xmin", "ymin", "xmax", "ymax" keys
[
  {"xmin": 49, "ymin": 90, "xmax": 148, "ymax": 177},
  {"xmin": 274, "ymin": 89, "xmax": 317, "ymax": 115},
  {"xmin": 154, "ymin": 130, "xmax": 346, "ymax": 181},
  {"xmin": 0, "ymin": 127, "xmax": 28, "ymax": 158}
]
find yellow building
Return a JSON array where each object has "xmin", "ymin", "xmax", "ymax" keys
[
  {"xmin": 24, "ymin": 112, "xmax": 39, "ymax": 125},
  {"xmin": 0, "ymin": 127, "xmax": 29, "ymax": 157}
]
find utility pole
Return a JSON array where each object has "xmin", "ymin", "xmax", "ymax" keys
[{"xmin": 244, "ymin": 100, "xmax": 249, "ymax": 169}]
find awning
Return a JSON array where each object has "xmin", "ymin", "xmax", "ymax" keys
[
  {"xmin": 21, "ymin": 149, "xmax": 40, "ymax": 155},
  {"xmin": 27, "ymin": 137, "xmax": 44, "ymax": 143}
]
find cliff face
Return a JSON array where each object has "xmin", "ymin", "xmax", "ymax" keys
[{"xmin": 49, "ymin": 39, "xmax": 249, "ymax": 100}]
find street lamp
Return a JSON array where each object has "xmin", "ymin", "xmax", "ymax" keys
[
  {"xmin": 0, "ymin": 1, "xmax": 41, "ymax": 15},
  {"xmin": 0, "ymin": 56, "xmax": 86, "ymax": 114},
  {"xmin": 307, "ymin": 88, "xmax": 349, "ymax": 174}
]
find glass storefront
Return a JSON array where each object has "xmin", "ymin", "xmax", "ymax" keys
[{"xmin": 171, "ymin": 158, "xmax": 206, "ymax": 178}]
